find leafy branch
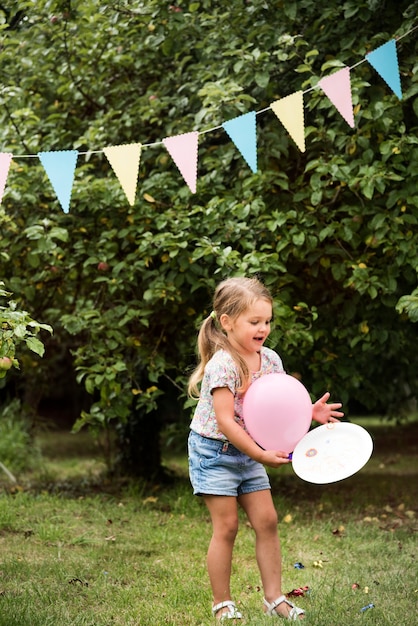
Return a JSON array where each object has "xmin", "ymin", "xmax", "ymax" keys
[{"xmin": 0, "ymin": 281, "xmax": 53, "ymax": 378}]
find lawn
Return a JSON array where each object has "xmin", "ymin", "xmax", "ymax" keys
[{"xmin": 0, "ymin": 417, "xmax": 417, "ymax": 625}]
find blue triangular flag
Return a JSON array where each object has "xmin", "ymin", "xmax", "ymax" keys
[
  {"xmin": 38, "ymin": 150, "xmax": 78, "ymax": 212},
  {"xmin": 222, "ymin": 111, "xmax": 257, "ymax": 173},
  {"xmin": 366, "ymin": 39, "xmax": 402, "ymax": 99}
]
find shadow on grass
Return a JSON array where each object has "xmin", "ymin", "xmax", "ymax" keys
[
  {"xmin": 2, "ymin": 420, "xmax": 416, "ymax": 515},
  {"xmin": 37, "ymin": 428, "xmax": 101, "ymax": 459},
  {"xmin": 270, "ymin": 469, "xmax": 417, "ymax": 509}
]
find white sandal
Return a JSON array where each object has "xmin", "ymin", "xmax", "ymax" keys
[
  {"xmin": 212, "ymin": 601, "xmax": 243, "ymax": 621},
  {"xmin": 264, "ymin": 595, "xmax": 305, "ymax": 620}
]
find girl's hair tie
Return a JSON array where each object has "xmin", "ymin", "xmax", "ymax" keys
[{"xmin": 210, "ymin": 311, "xmax": 217, "ymax": 320}]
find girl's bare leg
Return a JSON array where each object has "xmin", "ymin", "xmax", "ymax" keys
[
  {"xmin": 204, "ymin": 495, "xmax": 239, "ymax": 618},
  {"xmin": 239, "ymin": 490, "xmax": 303, "ymax": 619}
]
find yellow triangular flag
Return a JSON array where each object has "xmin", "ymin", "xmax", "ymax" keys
[
  {"xmin": 103, "ymin": 143, "xmax": 142, "ymax": 206},
  {"xmin": 270, "ymin": 91, "xmax": 305, "ymax": 152}
]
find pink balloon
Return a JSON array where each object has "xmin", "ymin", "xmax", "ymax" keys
[{"xmin": 243, "ymin": 374, "xmax": 312, "ymax": 453}]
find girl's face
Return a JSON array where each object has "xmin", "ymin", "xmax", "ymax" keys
[{"xmin": 220, "ymin": 298, "xmax": 272, "ymax": 357}]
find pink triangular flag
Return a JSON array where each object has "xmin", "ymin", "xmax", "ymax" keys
[
  {"xmin": 103, "ymin": 143, "xmax": 142, "ymax": 206},
  {"xmin": 270, "ymin": 91, "xmax": 305, "ymax": 152},
  {"xmin": 162, "ymin": 131, "xmax": 199, "ymax": 193},
  {"xmin": 319, "ymin": 66, "xmax": 355, "ymax": 128},
  {"xmin": 0, "ymin": 153, "xmax": 13, "ymax": 204}
]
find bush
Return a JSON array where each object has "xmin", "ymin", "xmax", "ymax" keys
[{"xmin": 0, "ymin": 399, "xmax": 42, "ymax": 475}]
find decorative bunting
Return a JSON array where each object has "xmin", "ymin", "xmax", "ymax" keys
[
  {"xmin": 0, "ymin": 153, "xmax": 13, "ymax": 204},
  {"xmin": 366, "ymin": 39, "xmax": 402, "ymax": 99},
  {"xmin": 319, "ymin": 66, "xmax": 355, "ymax": 128},
  {"xmin": 162, "ymin": 131, "xmax": 199, "ymax": 193},
  {"xmin": 0, "ymin": 29, "xmax": 413, "ymax": 202},
  {"xmin": 38, "ymin": 150, "xmax": 78, "ymax": 213},
  {"xmin": 222, "ymin": 111, "xmax": 257, "ymax": 173},
  {"xmin": 103, "ymin": 143, "xmax": 142, "ymax": 206},
  {"xmin": 271, "ymin": 91, "xmax": 305, "ymax": 152}
]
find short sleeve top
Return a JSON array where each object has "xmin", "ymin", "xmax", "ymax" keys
[{"xmin": 190, "ymin": 346, "xmax": 285, "ymax": 441}]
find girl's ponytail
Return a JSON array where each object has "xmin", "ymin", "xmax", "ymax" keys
[{"xmin": 188, "ymin": 313, "xmax": 229, "ymax": 398}]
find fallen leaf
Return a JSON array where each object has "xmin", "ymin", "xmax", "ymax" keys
[
  {"xmin": 142, "ymin": 496, "xmax": 158, "ymax": 504},
  {"xmin": 68, "ymin": 578, "xmax": 88, "ymax": 587},
  {"xmin": 287, "ymin": 586, "xmax": 310, "ymax": 597}
]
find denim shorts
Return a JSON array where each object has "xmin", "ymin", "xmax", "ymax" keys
[{"xmin": 188, "ymin": 430, "xmax": 271, "ymax": 497}]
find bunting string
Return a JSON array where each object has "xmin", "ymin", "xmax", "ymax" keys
[{"xmin": 1, "ymin": 25, "xmax": 417, "ymax": 211}]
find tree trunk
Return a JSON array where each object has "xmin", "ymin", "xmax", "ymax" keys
[{"xmin": 117, "ymin": 406, "xmax": 165, "ymax": 481}]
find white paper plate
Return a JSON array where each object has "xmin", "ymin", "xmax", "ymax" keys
[{"xmin": 291, "ymin": 422, "xmax": 373, "ymax": 484}]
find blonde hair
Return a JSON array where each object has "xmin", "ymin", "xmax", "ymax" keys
[{"xmin": 188, "ymin": 277, "xmax": 273, "ymax": 398}]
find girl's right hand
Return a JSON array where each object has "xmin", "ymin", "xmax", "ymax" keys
[{"xmin": 259, "ymin": 450, "xmax": 291, "ymax": 468}]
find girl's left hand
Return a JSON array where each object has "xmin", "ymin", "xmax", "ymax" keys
[{"xmin": 312, "ymin": 392, "xmax": 344, "ymax": 424}]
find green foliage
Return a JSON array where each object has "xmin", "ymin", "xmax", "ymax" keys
[
  {"xmin": 396, "ymin": 287, "xmax": 418, "ymax": 322},
  {"xmin": 0, "ymin": 281, "xmax": 53, "ymax": 379},
  {"xmin": 0, "ymin": 0, "xmax": 418, "ymax": 475},
  {"xmin": 0, "ymin": 399, "xmax": 41, "ymax": 472}
]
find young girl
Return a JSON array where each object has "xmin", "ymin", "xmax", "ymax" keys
[{"xmin": 188, "ymin": 277, "xmax": 343, "ymax": 621}]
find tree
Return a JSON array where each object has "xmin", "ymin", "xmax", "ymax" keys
[
  {"xmin": 0, "ymin": 281, "xmax": 52, "ymax": 378},
  {"xmin": 0, "ymin": 0, "xmax": 417, "ymax": 478}
]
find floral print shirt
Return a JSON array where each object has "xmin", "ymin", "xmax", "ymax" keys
[{"xmin": 190, "ymin": 346, "xmax": 285, "ymax": 441}]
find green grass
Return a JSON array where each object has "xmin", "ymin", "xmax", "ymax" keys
[{"xmin": 0, "ymin": 418, "xmax": 417, "ymax": 625}]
